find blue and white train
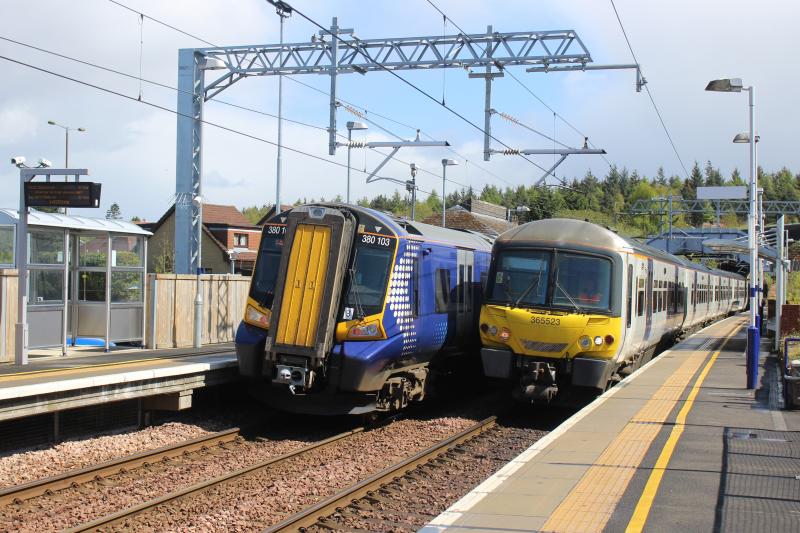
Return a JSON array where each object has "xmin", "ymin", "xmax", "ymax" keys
[{"xmin": 235, "ymin": 204, "xmax": 492, "ymax": 414}]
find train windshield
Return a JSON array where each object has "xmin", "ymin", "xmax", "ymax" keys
[
  {"xmin": 342, "ymin": 234, "xmax": 396, "ymax": 319},
  {"xmin": 490, "ymin": 250, "xmax": 551, "ymax": 307},
  {"xmin": 249, "ymin": 226, "xmax": 285, "ymax": 308},
  {"xmin": 553, "ymin": 253, "xmax": 612, "ymax": 311}
]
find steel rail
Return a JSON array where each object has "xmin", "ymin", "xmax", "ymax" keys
[
  {"xmin": 264, "ymin": 416, "xmax": 498, "ymax": 533},
  {"xmin": 63, "ymin": 425, "xmax": 367, "ymax": 533},
  {"xmin": 0, "ymin": 427, "xmax": 242, "ymax": 507}
]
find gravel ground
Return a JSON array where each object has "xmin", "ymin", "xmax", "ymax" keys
[
  {"xmin": 0, "ymin": 421, "xmax": 223, "ymax": 488},
  {"xmin": 111, "ymin": 415, "xmax": 476, "ymax": 532},
  {"xmin": 308, "ymin": 412, "xmax": 557, "ymax": 532}
]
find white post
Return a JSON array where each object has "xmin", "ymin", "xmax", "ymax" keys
[
  {"xmin": 104, "ymin": 233, "xmax": 111, "ymax": 352},
  {"xmin": 61, "ymin": 229, "xmax": 69, "ymax": 356},
  {"xmin": 275, "ymin": 12, "xmax": 286, "ymax": 211},
  {"xmin": 745, "ymin": 85, "xmax": 759, "ymax": 389},
  {"xmin": 15, "ymin": 171, "xmax": 28, "ymax": 365},
  {"xmin": 194, "ymin": 197, "xmax": 203, "ymax": 348},
  {"xmin": 442, "ymin": 162, "xmax": 447, "ymax": 227},
  {"xmin": 141, "ymin": 236, "xmax": 147, "ymax": 349},
  {"xmin": 775, "ymin": 215, "xmax": 785, "ymax": 352},
  {"xmin": 346, "ymin": 128, "xmax": 353, "ymax": 204}
]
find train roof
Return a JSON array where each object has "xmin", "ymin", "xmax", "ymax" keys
[
  {"xmin": 288, "ymin": 203, "xmax": 494, "ymax": 251},
  {"xmin": 496, "ymin": 218, "xmax": 744, "ymax": 280}
]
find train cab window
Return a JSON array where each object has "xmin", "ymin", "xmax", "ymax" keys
[
  {"xmin": 343, "ymin": 239, "xmax": 395, "ymax": 317},
  {"xmin": 435, "ymin": 268, "xmax": 451, "ymax": 313},
  {"xmin": 249, "ymin": 231, "xmax": 285, "ymax": 309},
  {"xmin": 553, "ymin": 253, "xmax": 612, "ymax": 311},
  {"xmin": 489, "ymin": 250, "xmax": 550, "ymax": 307}
]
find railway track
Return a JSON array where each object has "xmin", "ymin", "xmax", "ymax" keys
[
  {"xmin": 0, "ymin": 427, "xmax": 242, "ymax": 507},
  {"xmin": 62, "ymin": 425, "xmax": 369, "ymax": 533},
  {"xmin": 265, "ymin": 416, "xmax": 498, "ymax": 533}
]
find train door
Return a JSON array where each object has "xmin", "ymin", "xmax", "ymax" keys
[
  {"xmin": 625, "ymin": 261, "xmax": 634, "ymax": 347},
  {"xmin": 454, "ymin": 249, "xmax": 474, "ymax": 340},
  {"xmin": 644, "ymin": 258, "xmax": 653, "ymax": 340}
]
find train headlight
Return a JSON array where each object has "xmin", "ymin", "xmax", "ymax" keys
[
  {"xmin": 605, "ymin": 334, "xmax": 615, "ymax": 345},
  {"xmin": 594, "ymin": 336, "xmax": 603, "ymax": 346},
  {"xmin": 579, "ymin": 336, "xmax": 592, "ymax": 349},
  {"xmin": 488, "ymin": 325, "xmax": 498, "ymax": 336},
  {"xmin": 499, "ymin": 328, "xmax": 511, "ymax": 341},
  {"xmin": 245, "ymin": 305, "xmax": 270, "ymax": 328},
  {"xmin": 348, "ymin": 322, "xmax": 380, "ymax": 339},
  {"xmin": 480, "ymin": 323, "xmax": 489, "ymax": 333}
]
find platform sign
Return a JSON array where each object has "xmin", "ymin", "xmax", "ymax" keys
[
  {"xmin": 697, "ymin": 186, "xmax": 747, "ymax": 200},
  {"xmin": 24, "ymin": 182, "xmax": 102, "ymax": 208}
]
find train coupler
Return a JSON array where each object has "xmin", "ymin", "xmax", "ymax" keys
[{"xmin": 514, "ymin": 362, "xmax": 558, "ymax": 403}]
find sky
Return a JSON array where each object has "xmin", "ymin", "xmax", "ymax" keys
[{"xmin": 1, "ymin": 0, "xmax": 798, "ymax": 222}]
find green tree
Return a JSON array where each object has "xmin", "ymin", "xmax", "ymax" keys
[{"xmin": 106, "ymin": 202, "xmax": 122, "ymax": 220}]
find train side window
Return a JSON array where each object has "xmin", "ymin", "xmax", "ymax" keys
[
  {"xmin": 457, "ymin": 264, "xmax": 465, "ymax": 311},
  {"xmin": 626, "ymin": 265, "xmax": 633, "ymax": 328},
  {"xmin": 466, "ymin": 265, "xmax": 473, "ymax": 312},
  {"xmin": 435, "ymin": 268, "xmax": 450, "ymax": 313},
  {"xmin": 411, "ymin": 257, "xmax": 420, "ymax": 318}
]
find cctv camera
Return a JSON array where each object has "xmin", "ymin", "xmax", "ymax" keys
[
  {"xmin": 10, "ymin": 156, "xmax": 26, "ymax": 166},
  {"xmin": 37, "ymin": 158, "xmax": 52, "ymax": 168}
]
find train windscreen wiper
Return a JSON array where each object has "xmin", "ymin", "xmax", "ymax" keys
[
  {"xmin": 555, "ymin": 279, "xmax": 584, "ymax": 314},
  {"xmin": 348, "ymin": 249, "xmax": 366, "ymax": 320},
  {"xmin": 514, "ymin": 272, "xmax": 543, "ymax": 308}
]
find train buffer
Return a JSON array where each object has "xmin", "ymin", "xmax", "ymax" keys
[
  {"xmin": 423, "ymin": 314, "xmax": 800, "ymax": 532},
  {"xmin": 0, "ymin": 344, "xmax": 237, "ymax": 424}
]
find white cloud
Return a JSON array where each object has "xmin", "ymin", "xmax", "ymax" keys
[{"xmin": 0, "ymin": 104, "xmax": 38, "ymax": 145}]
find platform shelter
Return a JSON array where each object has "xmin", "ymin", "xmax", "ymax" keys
[{"xmin": 0, "ymin": 209, "xmax": 151, "ymax": 360}]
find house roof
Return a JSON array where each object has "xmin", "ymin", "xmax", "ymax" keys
[
  {"xmin": 138, "ymin": 203, "xmax": 259, "ymax": 234},
  {"xmin": 421, "ymin": 205, "xmax": 515, "ymax": 237}
]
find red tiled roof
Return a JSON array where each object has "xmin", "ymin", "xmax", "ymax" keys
[{"xmin": 202, "ymin": 204, "xmax": 253, "ymax": 227}]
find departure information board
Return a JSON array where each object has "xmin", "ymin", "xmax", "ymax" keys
[{"xmin": 24, "ymin": 182, "xmax": 102, "ymax": 208}]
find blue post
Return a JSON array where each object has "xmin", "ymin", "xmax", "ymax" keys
[{"xmin": 746, "ymin": 326, "xmax": 760, "ymax": 389}]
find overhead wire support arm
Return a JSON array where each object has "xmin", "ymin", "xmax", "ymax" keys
[{"xmin": 525, "ymin": 63, "xmax": 646, "ymax": 92}]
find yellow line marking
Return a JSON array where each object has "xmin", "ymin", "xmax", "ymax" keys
[
  {"xmin": 625, "ymin": 325, "xmax": 739, "ymax": 533},
  {"xmin": 540, "ymin": 320, "xmax": 742, "ymax": 533},
  {"xmin": 0, "ymin": 351, "xmax": 228, "ymax": 382}
]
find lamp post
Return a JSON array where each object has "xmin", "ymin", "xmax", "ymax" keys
[
  {"xmin": 272, "ymin": 1, "xmax": 292, "ymax": 212},
  {"xmin": 441, "ymin": 159, "xmax": 458, "ymax": 227},
  {"xmin": 706, "ymin": 77, "xmax": 758, "ymax": 389},
  {"xmin": 47, "ymin": 121, "xmax": 86, "ymax": 168},
  {"xmin": 346, "ymin": 121, "xmax": 368, "ymax": 203}
]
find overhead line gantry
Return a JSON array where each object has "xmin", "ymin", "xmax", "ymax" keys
[{"xmin": 175, "ymin": 18, "xmax": 639, "ymax": 274}]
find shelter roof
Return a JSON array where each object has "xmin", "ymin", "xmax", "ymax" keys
[{"xmin": 0, "ymin": 208, "xmax": 152, "ymax": 235}]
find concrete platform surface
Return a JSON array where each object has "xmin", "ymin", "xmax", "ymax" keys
[
  {"xmin": 0, "ymin": 344, "xmax": 238, "ymax": 421},
  {"xmin": 422, "ymin": 314, "xmax": 800, "ymax": 532}
]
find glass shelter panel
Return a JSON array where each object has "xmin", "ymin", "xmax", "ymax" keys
[
  {"xmin": 79, "ymin": 272, "xmax": 106, "ymax": 302},
  {"xmin": 29, "ymin": 230, "xmax": 64, "ymax": 265},
  {"xmin": 111, "ymin": 271, "xmax": 142, "ymax": 303},
  {"xmin": 111, "ymin": 236, "xmax": 142, "ymax": 267},
  {"xmin": 29, "ymin": 270, "xmax": 63, "ymax": 305},
  {"xmin": 0, "ymin": 226, "xmax": 14, "ymax": 266},
  {"xmin": 79, "ymin": 235, "xmax": 107, "ymax": 267}
]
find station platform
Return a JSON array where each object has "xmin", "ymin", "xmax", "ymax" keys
[
  {"xmin": 0, "ymin": 344, "xmax": 238, "ymax": 422},
  {"xmin": 423, "ymin": 314, "xmax": 800, "ymax": 532}
]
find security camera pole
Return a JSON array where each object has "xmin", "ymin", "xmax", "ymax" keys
[
  {"xmin": 407, "ymin": 163, "xmax": 418, "ymax": 221},
  {"xmin": 12, "ymin": 161, "xmax": 91, "ymax": 364}
]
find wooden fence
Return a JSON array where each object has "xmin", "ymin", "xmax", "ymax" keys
[
  {"xmin": 0, "ymin": 269, "xmax": 18, "ymax": 363},
  {"xmin": 146, "ymin": 274, "xmax": 250, "ymax": 349}
]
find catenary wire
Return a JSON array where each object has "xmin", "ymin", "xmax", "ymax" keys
[
  {"xmin": 104, "ymin": 0, "xmax": 517, "ymax": 191},
  {"xmin": 608, "ymin": 0, "xmax": 689, "ymax": 178},
  {"xmin": 0, "ymin": 54, "xmax": 443, "ymax": 200}
]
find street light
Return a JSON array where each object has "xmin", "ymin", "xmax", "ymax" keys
[
  {"xmin": 733, "ymin": 132, "xmax": 759, "ymax": 144},
  {"xmin": 47, "ymin": 120, "xmax": 86, "ymax": 167},
  {"xmin": 346, "ymin": 121, "xmax": 368, "ymax": 203},
  {"xmin": 706, "ymin": 77, "xmax": 758, "ymax": 389},
  {"xmin": 441, "ymin": 159, "xmax": 458, "ymax": 227}
]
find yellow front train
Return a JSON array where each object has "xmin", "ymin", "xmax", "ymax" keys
[{"xmin": 479, "ymin": 218, "xmax": 746, "ymax": 403}]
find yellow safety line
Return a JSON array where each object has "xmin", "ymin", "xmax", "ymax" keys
[
  {"xmin": 625, "ymin": 325, "xmax": 739, "ymax": 532},
  {"xmin": 0, "ymin": 351, "xmax": 225, "ymax": 382}
]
